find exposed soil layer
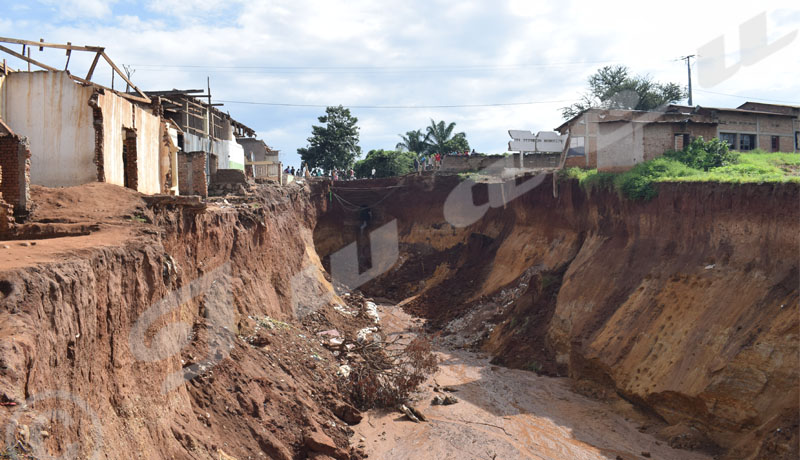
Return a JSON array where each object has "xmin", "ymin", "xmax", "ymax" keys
[
  {"xmin": 0, "ymin": 174, "xmax": 797, "ymax": 459},
  {"xmin": 1, "ymin": 182, "xmax": 364, "ymax": 459},
  {"xmin": 315, "ymin": 175, "xmax": 800, "ymax": 459}
]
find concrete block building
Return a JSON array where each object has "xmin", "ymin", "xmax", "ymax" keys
[{"xmin": 555, "ymin": 103, "xmax": 798, "ymax": 172}]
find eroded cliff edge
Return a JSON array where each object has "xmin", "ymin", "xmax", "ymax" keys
[{"xmin": 315, "ymin": 175, "xmax": 799, "ymax": 459}]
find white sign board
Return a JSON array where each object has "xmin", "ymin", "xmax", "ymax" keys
[{"xmin": 508, "ymin": 130, "xmax": 566, "ymax": 153}]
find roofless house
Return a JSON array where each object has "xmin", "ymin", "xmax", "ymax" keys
[{"xmin": 0, "ymin": 36, "xmax": 264, "ymax": 197}]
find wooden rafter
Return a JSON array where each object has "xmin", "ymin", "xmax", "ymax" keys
[
  {"xmin": 99, "ymin": 51, "xmax": 149, "ymax": 102},
  {"xmin": 0, "ymin": 36, "xmax": 103, "ymax": 53},
  {"xmin": 85, "ymin": 51, "xmax": 101, "ymax": 80},
  {"xmin": 0, "ymin": 36, "xmax": 151, "ymax": 104}
]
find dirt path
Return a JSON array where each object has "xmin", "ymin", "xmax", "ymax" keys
[{"xmin": 352, "ymin": 305, "xmax": 711, "ymax": 460}]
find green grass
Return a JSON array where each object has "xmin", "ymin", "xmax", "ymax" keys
[
  {"xmin": 665, "ymin": 151, "xmax": 800, "ymax": 184},
  {"xmin": 563, "ymin": 150, "xmax": 799, "ymax": 200}
]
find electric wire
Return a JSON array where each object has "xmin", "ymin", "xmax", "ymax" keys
[{"xmin": 215, "ymin": 99, "xmax": 571, "ymax": 109}]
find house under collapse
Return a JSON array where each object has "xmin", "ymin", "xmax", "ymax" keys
[
  {"xmin": 0, "ymin": 37, "xmax": 267, "ymax": 202},
  {"xmin": 237, "ymin": 137, "xmax": 282, "ymax": 183},
  {"xmin": 555, "ymin": 102, "xmax": 799, "ymax": 172}
]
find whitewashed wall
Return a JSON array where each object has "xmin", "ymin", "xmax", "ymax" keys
[
  {"xmin": 185, "ymin": 129, "xmax": 246, "ymax": 171},
  {"xmin": 97, "ymin": 90, "xmax": 162, "ymax": 194},
  {"xmin": 0, "ymin": 71, "xmax": 96, "ymax": 187},
  {"xmin": 0, "ymin": 71, "xmax": 164, "ymax": 193}
]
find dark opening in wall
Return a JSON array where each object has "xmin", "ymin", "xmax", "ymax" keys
[
  {"xmin": 0, "ymin": 280, "xmax": 13, "ymax": 298},
  {"xmin": 122, "ymin": 128, "xmax": 138, "ymax": 190}
]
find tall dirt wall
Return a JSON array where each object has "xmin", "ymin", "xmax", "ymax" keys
[
  {"xmin": 0, "ymin": 183, "xmax": 355, "ymax": 459},
  {"xmin": 314, "ymin": 175, "xmax": 799, "ymax": 459}
]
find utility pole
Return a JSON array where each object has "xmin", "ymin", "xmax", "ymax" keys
[
  {"xmin": 122, "ymin": 64, "xmax": 135, "ymax": 93},
  {"xmin": 681, "ymin": 55, "xmax": 695, "ymax": 106}
]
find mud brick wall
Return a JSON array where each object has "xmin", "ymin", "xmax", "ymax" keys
[
  {"xmin": 0, "ymin": 195, "xmax": 12, "ymax": 234},
  {"xmin": 0, "ymin": 165, "xmax": 10, "ymax": 233},
  {"xmin": 178, "ymin": 151, "xmax": 208, "ymax": 197},
  {"xmin": 0, "ymin": 134, "xmax": 31, "ymax": 213},
  {"xmin": 522, "ymin": 153, "xmax": 561, "ymax": 169},
  {"xmin": 123, "ymin": 133, "xmax": 138, "ymax": 190},
  {"xmin": 212, "ymin": 169, "xmax": 247, "ymax": 185}
]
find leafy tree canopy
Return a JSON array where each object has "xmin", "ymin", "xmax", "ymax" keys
[
  {"xmin": 354, "ymin": 149, "xmax": 416, "ymax": 178},
  {"xmin": 423, "ymin": 119, "xmax": 469, "ymax": 156},
  {"xmin": 561, "ymin": 65, "xmax": 686, "ymax": 120},
  {"xmin": 396, "ymin": 129, "xmax": 428, "ymax": 154},
  {"xmin": 298, "ymin": 105, "xmax": 361, "ymax": 171}
]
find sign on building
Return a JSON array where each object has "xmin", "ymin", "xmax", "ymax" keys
[{"xmin": 508, "ymin": 130, "xmax": 566, "ymax": 153}]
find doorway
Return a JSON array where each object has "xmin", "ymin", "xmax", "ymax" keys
[{"xmin": 122, "ymin": 128, "xmax": 138, "ymax": 190}]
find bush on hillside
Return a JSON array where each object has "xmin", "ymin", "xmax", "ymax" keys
[
  {"xmin": 613, "ymin": 158, "xmax": 698, "ymax": 200},
  {"xmin": 664, "ymin": 137, "xmax": 739, "ymax": 171}
]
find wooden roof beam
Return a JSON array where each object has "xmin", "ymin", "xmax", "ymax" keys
[
  {"xmin": 85, "ymin": 51, "xmax": 101, "ymax": 80},
  {"xmin": 100, "ymin": 52, "xmax": 150, "ymax": 103},
  {"xmin": 0, "ymin": 44, "xmax": 150, "ymax": 104},
  {"xmin": 0, "ymin": 36, "xmax": 104, "ymax": 53}
]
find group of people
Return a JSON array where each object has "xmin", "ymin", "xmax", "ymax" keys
[
  {"xmin": 413, "ymin": 153, "xmax": 441, "ymax": 173},
  {"xmin": 412, "ymin": 149, "xmax": 480, "ymax": 173},
  {"xmin": 284, "ymin": 164, "xmax": 355, "ymax": 180}
]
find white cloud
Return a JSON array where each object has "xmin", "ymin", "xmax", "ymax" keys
[
  {"xmin": 1, "ymin": 0, "xmax": 797, "ymax": 168},
  {"xmin": 37, "ymin": 0, "xmax": 118, "ymax": 19}
]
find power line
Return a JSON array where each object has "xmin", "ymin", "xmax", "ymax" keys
[
  {"xmin": 129, "ymin": 59, "xmax": 626, "ymax": 73},
  {"xmin": 214, "ymin": 99, "xmax": 571, "ymax": 109},
  {"xmin": 694, "ymin": 89, "xmax": 799, "ymax": 104}
]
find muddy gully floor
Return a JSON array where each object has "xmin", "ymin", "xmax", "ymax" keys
[{"xmin": 352, "ymin": 305, "xmax": 711, "ymax": 460}]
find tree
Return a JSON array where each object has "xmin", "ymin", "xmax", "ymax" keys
[
  {"xmin": 561, "ymin": 65, "xmax": 686, "ymax": 120},
  {"xmin": 298, "ymin": 106, "xmax": 361, "ymax": 171},
  {"xmin": 424, "ymin": 119, "xmax": 469, "ymax": 156},
  {"xmin": 396, "ymin": 129, "xmax": 429, "ymax": 155},
  {"xmin": 354, "ymin": 149, "xmax": 416, "ymax": 178}
]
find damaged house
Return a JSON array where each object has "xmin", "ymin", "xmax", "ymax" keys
[
  {"xmin": 237, "ymin": 137, "xmax": 282, "ymax": 183},
  {"xmin": 0, "ymin": 37, "xmax": 264, "ymax": 198},
  {"xmin": 555, "ymin": 102, "xmax": 798, "ymax": 172},
  {"xmin": 143, "ymin": 89, "xmax": 258, "ymax": 196}
]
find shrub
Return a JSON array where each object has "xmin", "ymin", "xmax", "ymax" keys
[
  {"xmin": 346, "ymin": 337, "xmax": 438, "ymax": 410},
  {"xmin": 614, "ymin": 158, "xmax": 697, "ymax": 200},
  {"xmin": 664, "ymin": 137, "xmax": 739, "ymax": 171}
]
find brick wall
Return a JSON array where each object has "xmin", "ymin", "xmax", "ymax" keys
[
  {"xmin": 522, "ymin": 153, "xmax": 561, "ymax": 168},
  {"xmin": 178, "ymin": 151, "xmax": 208, "ymax": 197},
  {"xmin": 0, "ymin": 165, "xmax": 10, "ymax": 233},
  {"xmin": 123, "ymin": 130, "xmax": 138, "ymax": 190},
  {"xmin": 439, "ymin": 155, "xmax": 512, "ymax": 173},
  {"xmin": 564, "ymin": 156, "xmax": 585, "ymax": 168},
  {"xmin": 0, "ymin": 194, "xmax": 13, "ymax": 234},
  {"xmin": 212, "ymin": 169, "xmax": 247, "ymax": 184},
  {"xmin": 0, "ymin": 134, "xmax": 31, "ymax": 214}
]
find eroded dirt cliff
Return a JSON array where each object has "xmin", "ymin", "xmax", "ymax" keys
[
  {"xmin": 315, "ymin": 175, "xmax": 799, "ymax": 459},
  {"xmin": 0, "ymin": 183, "xmax": 363, "ymax": 459},
  {"xmin": 0, "ymin": 174, "xmax": 796, "ymax": 459}
]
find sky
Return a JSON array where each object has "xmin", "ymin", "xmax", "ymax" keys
[{"xmin": 1, "ymin": 0, "xmax": 798, "ymax": 168}]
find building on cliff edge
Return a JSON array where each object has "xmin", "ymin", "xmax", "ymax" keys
[
  {"xmin": 554, "ymin": 102, "xmax": 798, "ymax": 172},
  {"xmin": 0, "ymin": 36, "xmax": 266, "ymax": 197}
]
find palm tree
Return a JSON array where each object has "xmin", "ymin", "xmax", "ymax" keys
[
  {"xmin": 396, "ymin": 129, "xmax": 428, "ymax": 155},
  {"xmin": 424, "ymin": 119, "xmax": 468, "ymax": 156}
]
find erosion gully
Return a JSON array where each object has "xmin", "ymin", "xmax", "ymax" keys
[{"xmin": 0, "ymin": 174, "xmax": 796, "ymax": 460}]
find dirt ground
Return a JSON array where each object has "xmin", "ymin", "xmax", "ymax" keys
[
  {"xmin": 0, "ymin": 183, "xmax": 149, "ymax": 271},
  {"xmin": 353, "ymin": 305, "xmax": 711, "ymax": 460}
]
